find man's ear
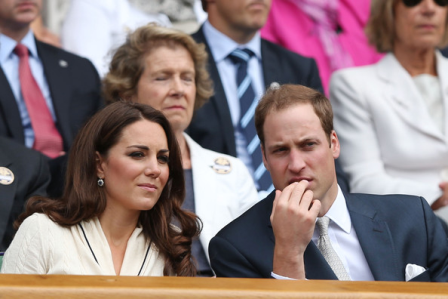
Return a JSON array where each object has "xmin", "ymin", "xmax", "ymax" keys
[
  {"xmin": 330, "ymin": 130, "xmax": 340, "ymax": 159},
  {"xmin": 96, "ymin": 151, "xmax": 105, "ymax": 179},
  {"xmin": 261, "ymin": 144, "xmax": 270, "ymax": 172}
]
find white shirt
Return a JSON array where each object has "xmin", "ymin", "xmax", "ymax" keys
[
  {"xmin": 202, "ymin": 20, "xmax": 265, "ymax": 189},
  {"xmin": 311, "ymin": 186, "xmax": 374, "ymax": 281},
  {"xmin": 0, "ymin": 30, "xmax": 56, "ymax": 148},
  {"xmin": 273, "ymin": 186, "xmax": 374, "ymax": 281},
  {"xmin": 1, "ymin": 213, "xmax": 165, "ymax": 276},
  {"xmin": 413, "ymin": 74, "xmax": 444, "ymax": 135}
]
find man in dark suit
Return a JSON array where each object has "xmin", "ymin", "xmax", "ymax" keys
[
  {"xmin": 0, "ymin": 0, "xmax": 103, "ymax": 196},
  {"xmin": 209, "ymin": 84, "xmax": 448, "ymax": 282},
  {"xmin": 188, "ymin": 0, "xmax": 332, "ymax": 193},
  {"xmin": 0, "ymin": 137, "xmax": 50, "ymax": 251}
]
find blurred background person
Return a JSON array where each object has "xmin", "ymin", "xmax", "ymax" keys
[
  {"xmin": 0, "ymin": 0, "xmax": 103, "ymax": 198},
  {"xmin": 1, "ymin": 102, "xmax": 200, "ymax": 276},
  {"xmin": 61, "ymin": 0, "xmax": 171, "ymax": 77},
  {"xmin": 188, "ymin": 0, "xmax": 333, "ymax": 196},
  {"xmin": 261, "ymin": 0, "xmax": 383, "ymax": 95},
  {"xmin": 0, "ymin": 137, "xmax": 50, "ymax": 251},
  {"xmin": 103, "ymin": 24, "xmax": 259, "ymax": 277},
  {"xmin": 331, "ymin": 0, "xmax": 448, "ymax": 221}
]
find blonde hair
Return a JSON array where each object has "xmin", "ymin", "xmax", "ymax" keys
[
  {"xmin": 365, "ymin": 0, "xmax": 448, "ymax": 52},
  {"xmin": 103, "ymin": 23, "xmax": 213, "ymax": 112}
]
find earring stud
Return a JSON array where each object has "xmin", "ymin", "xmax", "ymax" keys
[{"xmin": 97, "ymin": 178, "xmax": 104, "ymax": 187}]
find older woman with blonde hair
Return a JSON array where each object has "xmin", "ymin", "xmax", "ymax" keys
[
  {"xmin": 330, "ymin": 0, "xmax": 448, "ymax": 218},
  {"xmin": 103, "ymin": 24, "xmax": 259, "ymax": 276}
]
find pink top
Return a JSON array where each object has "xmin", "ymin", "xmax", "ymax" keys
[{"xmin": 261, "ymin": 0, "xmax": 383, "ymax": 95}]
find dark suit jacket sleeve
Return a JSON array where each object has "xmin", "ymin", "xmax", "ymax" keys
[
  {"xmin": 209, "ymin": 235, "xmax": 265, "ymax": 278},
  {"xmin": 418, "ymin": 197, "xmax": 448, "ymax": 282},
  {"xmin": 27, "ymin": 153, "xmax": 51, "ymax": 198}
]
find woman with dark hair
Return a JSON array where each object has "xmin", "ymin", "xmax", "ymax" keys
[
  {"xmin": 103, "ymin": 24, "xmax": 259, "ymax": 276},
  {"xmin": 1, "ymin": 101, "xmax": 200, "ymax": 276}
]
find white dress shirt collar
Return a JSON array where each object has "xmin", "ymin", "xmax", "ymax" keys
[
  {"xmin": 322, "ymin": 185, "xmax": 351, "ymax": 234},
  {"xmin": 0, "ymin": 30, "xmax": 38, "ymax": 64},
  {"xmin": 202, "ymin": 20, "xmax": 262, "ymax": 63}
]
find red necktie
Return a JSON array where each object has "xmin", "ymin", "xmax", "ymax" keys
[{"xmin": 14, "ymin": 44, "xmax": 63, "ymax": 158}]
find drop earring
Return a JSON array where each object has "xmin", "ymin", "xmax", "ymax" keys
[{"xmin": 97, "ymin": 178, "xmax": 104, "ymax": 187}]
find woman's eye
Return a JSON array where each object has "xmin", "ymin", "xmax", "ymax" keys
[
  {"xmin": 158, "ymin": 155, "xmax": 170, "ymax": 164},
  {"xmin": 129, "ymin": 151, "xmax": 144, "ymax": 158}
]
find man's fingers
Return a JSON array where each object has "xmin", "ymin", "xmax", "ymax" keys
[
  {"xmin": 271, "ymin": 189, "xmax": 283, "ymax": 220},
  {"xmin": 309, "ymin": 199, "xmax": 321, "ymax": 217},
  {"xmin": 298, "ymin": 189, "xmax": 314, "ymax": 212}
]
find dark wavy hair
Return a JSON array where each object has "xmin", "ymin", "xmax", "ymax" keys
[{"xmin": 16, "ymin": 101, "xmax": 200, "ymax": 276}]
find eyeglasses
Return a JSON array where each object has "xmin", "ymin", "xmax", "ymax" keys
[{"xmin": 403, "ymin": 0, "xmax": 448, "ymax": 7}]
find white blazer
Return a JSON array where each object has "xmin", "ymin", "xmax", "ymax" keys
[
  {"xmin": 184, "ymin": 133, "xmax": 259, "ymax": 261},
  {"xmin": 330, "ymin": 51, "xmax": 448, "ymax": 206}
]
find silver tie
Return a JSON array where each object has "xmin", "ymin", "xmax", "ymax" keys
[{"xmin": 316, "ymin": 216, "xmax": 351, "ymax": 281}]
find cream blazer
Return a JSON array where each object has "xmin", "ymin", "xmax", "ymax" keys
[
  {"xmin": 184, "ymin": 133, "xmax": 259, "ymax": 262},
  {"xmin": 1, "ymin": 213, "xmax": 165, "ymax": 275},
  {"xmin": 330, "ymin": 51, "xmax": 448, "ymax": 206}
]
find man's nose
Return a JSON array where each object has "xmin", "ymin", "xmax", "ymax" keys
[{"xmin": 288, "ymin": 149, "xmax": 306, "ymax": 172}]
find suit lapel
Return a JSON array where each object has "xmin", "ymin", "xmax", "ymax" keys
[
  {"xmin": 36, "ymin": 40, "xmax": 72, "ymax": 149},
  {"xmin": 377, "ymin": 53, "xmax": 444, "ymax": 141},
  {"xmin": 346, "ymin": 193, "xmax": 401, "ymax": 281},
  {"xmin": 0, "ymin": 67, "xmax": 24, "ymax": 142},
  {"xmin": 0, "ymin": 148, "xmax": 17, "ymax": 244},
  {"xmin": 193, "ymin": 27, "xmax": 236, "ymax": 156},
  {"xmin": 261, "ymin": 39, "xmax": 278, "ymax": 90}
]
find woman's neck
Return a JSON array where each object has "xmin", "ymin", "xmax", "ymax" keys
[
  {"xmin": 176, "ymin": 131, "xmax": 191, "ymax": 169},
  {"xmin": 99, "ymin": 207, "xmax": 140, "ymax": 275},
  {"xmin": 394, "ymin": 44, "xmax": 437, "ymax": 77},
  {"xmin": 99, "ymin": 210, "xmax": 138, "ymax": 246}
]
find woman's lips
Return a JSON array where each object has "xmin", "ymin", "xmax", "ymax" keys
[
  {"xmin": 138, "ymin": 184, "xmax": 157, "ymax": 192},
  {"xmin": 166, "ymin": 105, "xmax": 185, "ymax": 110}
]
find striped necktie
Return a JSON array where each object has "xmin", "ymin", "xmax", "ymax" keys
[
  {"xmin": 15, "ymin": 43, "xmax": 63, "ymax": 158},
  {"xmin": 228, "ymin": 48, "xmax": 272, "ymax": 191}
]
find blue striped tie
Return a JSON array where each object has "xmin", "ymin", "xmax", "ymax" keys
[{"xmin": 228, "ymin": 48, "xmax": 273, "ymax": 191}]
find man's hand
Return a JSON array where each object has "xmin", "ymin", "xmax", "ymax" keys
[
  {"xmin": 271, "ymin": 181, "xmax": 321, "ymax": 279},
  {"xmin": 432, "ymin": 182, "xmax": 448, "ymax": 210}
]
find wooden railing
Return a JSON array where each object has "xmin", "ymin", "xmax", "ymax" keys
[{"xmin": 0, "ymin": 275, "xmax": 447, "ymax": 298}]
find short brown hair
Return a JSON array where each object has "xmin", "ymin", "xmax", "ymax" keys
[
  {"xmin": 103, "ymin": 23, "xmax": 213, "ymax": 112},
  {"xmin": 255, "ymin": 84, "xmax": 333, "ymax": 147},
  {"xmin": 365, "ymin": 0, "xmax": 448, "ymax": 52}
]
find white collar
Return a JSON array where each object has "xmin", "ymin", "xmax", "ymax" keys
[
  {"xmin": 319, "ymin": 185, "xmax": 351, "ymax": 234},
  {"xmin": 202, "ymin": 20, "xmax": 261, "ymax": 63},
  {"xmin": 0, "ymin": 30, "xmax": 38, "ymax": 64}
]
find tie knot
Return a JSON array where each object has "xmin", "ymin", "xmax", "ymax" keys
[
  {"xmin": 228, "ymin": 48, "xmax": 254, "ymax": 65},
  {"xmin": 14, "ymin": 44, "xmax": 29, "ymax": 58},
  {"xmin": 316, "ymin": 216, "xmax": 330, "ymax": 236}
]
